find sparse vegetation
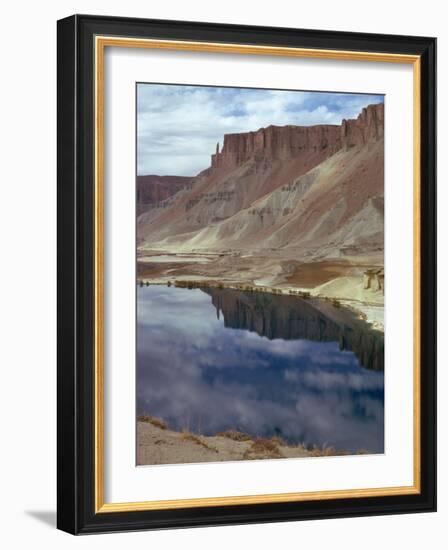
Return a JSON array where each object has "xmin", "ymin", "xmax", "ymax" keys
[
  {"xmin": 243, "ymin": 437, "xmax": 284, "ymax": 460},
  {"xmin": 216, "ymin": 429, "xmax": 252, "ymax": 442},
  {"xmin": 181, "ymin": 431, "xmax": 217, "ymax": 452},
  {"xmin": 137, "ymin": 415, "xmax": 168, "ymax": 430},
  {"xmin": 138, "ymin": 418, "xmax": 363, "ymax": 463},
  {"xmin": 307, "ymin": 444, "xmax": 349, "ymax": 457},
  {"xmin": 137, "ymin": 276, "xmax": 321, "ymax": 306},
  {"xmin": 270, "ymin": 435, "xmax": 285, "ymax": 446}
]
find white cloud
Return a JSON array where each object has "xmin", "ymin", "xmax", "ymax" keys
[{"xmin": 137, "ymin": 84, "xmax": 383, "ymax": 176}]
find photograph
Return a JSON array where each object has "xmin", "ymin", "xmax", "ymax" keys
[{"xmin": 136, "ymin": 84, "xmax": 385, "ymax": 466}]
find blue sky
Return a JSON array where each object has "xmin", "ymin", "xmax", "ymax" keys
[{"xmin": 137, "ymin": 84, "xmax": 384, "ymax": 176}]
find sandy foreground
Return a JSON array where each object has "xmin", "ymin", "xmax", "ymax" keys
[{"xmin": 137, "ymin": 420, "xmax": 358, "ymax": 466}]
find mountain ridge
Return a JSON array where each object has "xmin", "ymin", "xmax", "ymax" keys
[
  {"xmin": 137, "ymin": 103, "xmax": 384, "ymax": 264},
  {"xmin": 136, "ymin": 175, "xmax": 193, "ymax": 215}
]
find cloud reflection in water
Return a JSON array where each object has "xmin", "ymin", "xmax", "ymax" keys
[{"xmin": 137, "ymin": 286, "xmax": 384, "ymax": 453}]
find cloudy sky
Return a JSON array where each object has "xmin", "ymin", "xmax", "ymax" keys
[{"xmin": 137, "ymin": 84, "xmax": 384, "ymax": 177}]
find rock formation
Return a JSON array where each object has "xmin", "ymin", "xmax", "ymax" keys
[
  {"xmin": 211, "ymin": 124, "xmax": 342, "ymax": 169},
  {"xmin": 137, "ymin": 103, "xmax": 384, "ymax": 264},
  {"xmin": 363, "ymin": 268, "xmax": 384, "ymax": 293},
  {"xmin": 137, "ymin": 175, "xmax": 193, "ymax": 214},
  {"xmin": 341, "ymin": 103, "xmax": 384, "ymax": 148}
]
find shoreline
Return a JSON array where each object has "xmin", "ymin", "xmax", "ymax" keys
[
  {"xmin": 137, "ymin": 416, "xmax": 367, "ymax": 466},
  {"xmin": 137, "ymin": 275, "xmax": 384, "ymax": 332}
]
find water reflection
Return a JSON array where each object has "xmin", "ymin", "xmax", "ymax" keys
[
  {"xmin": 137, "ymin": 285, "xmax": 384, "ymax": 454},
  {"xmin": 206, "ymin": 288, "xmax": 384, "ymax": 371}
]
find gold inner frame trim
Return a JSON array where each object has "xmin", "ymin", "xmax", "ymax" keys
[{"xmin": 94, "ymin": 35, "xmax": 421, "ymax": 514}]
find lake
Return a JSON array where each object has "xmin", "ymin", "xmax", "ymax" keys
[{"xmin": 137, "ymin": 285, "xmax": 384, "ymax": 454}]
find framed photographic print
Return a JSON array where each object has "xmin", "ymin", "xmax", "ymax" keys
[{"xmin": 57, "ymin": 14, "xmax": 436, "ymax": 534}]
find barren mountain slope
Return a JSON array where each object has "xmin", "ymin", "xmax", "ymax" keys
[
  {"xmin": 136, "ymin": 175, "xmax": 194, "ymax": 215},
  {"xmin": 137, "ymin": 125, "xmax": 342, "ymax": 244},
  {"xmin": 137, "ymin": 104, "xmax": 384, "ymax": 264}
]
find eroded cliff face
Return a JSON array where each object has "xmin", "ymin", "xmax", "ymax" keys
[
  {"xmin": 137, "ymin": 103, "xmax": 384, "ymax": 262},
  {"xmin": 211, "ymin": 124, "xmax": 342, "ymax": 169},
  {"xmin": 137, "ymin": 175, "xmax": 193, "ymax": 214},
  {"xmin": 341, "ymin": 103, "xmax": 384, "ymax": 148},
  {"xmin": 210, "ymin": 103, "xmax": 384, "ymax": 169}
]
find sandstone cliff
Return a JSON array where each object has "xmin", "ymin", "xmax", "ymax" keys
[
  {"xmin": 341, "ymin": 103, "xmax": 384, "ymax": 147},
  {"xmin": 211, "ymin": 124, "xmax": 342, "ymax": 169},
  {"xmin": 137, "ymin": 103, "xmax": 384, "ymax": 263},
  {"xmin": 137, "ymin": 175, "xmax": 193, "ymax": 214}
]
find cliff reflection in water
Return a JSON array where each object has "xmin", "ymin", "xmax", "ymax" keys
[
  {"xmin": 204, "ymin": 288, "xmax": 383, "ymax": 371},
  {"xmin": 137, "ymin": 285, "xmax": 384, "ymax": 454}
]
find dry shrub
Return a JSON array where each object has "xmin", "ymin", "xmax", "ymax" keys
[
  {"xmin": 243, "ymin": 437, "xmax": 284, "ymax": 460},
  {"xmin": 137, "ymin": 415, "xmax": 168, "ymax": 430},
  {"xmin": 216, "ymin": 430, "xmax": 252, "ymax": 442},
  {"xmin": 307, "ymin": 444, "xmax": 349, "ymax": 457},
  {"xmin": 270, "ymin": 435, "xmax": 285, "ymax": 446},
  {"xmin": 181, "ymin": 432, "xmax": 217, "ymax": 453}
]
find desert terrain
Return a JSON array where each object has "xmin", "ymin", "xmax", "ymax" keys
[
  {"xmin": 137, "ymin": 417, "xmax": 366, "ymax": 466},
  {"xmin": 137, "ymin": 104, "xmax": 384, "ymax": 328}
]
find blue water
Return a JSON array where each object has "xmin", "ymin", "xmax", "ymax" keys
[{"xmin": 137, "ymin": 285, "xmax": 384, "ymax": 454}]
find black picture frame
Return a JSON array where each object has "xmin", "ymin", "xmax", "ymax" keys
[{"xmin": 57, "ymin": 14, "xmax": 436, "ymax": 534}]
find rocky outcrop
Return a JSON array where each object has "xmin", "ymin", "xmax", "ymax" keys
[
  {"xmin": 363, "ymin": 268, "xmax": 384, "ymax": 293},
  {"xmin": 138, "ymin": 103, "xmax": 384, "ymax": 263},
  {"xmin": 341, "ymin": 103, "xmax": 384, "ymax": 148},
  {"xmin": 211, "ymin": 124, "xmax": 341, "ymax": 169},
  {"xmin": 210, "ymin": 103, "xmax": 384, "ymax": 170},
  {"xmin": 137, "ymin": 175, "xmax": 193, "ymax": 207}
]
